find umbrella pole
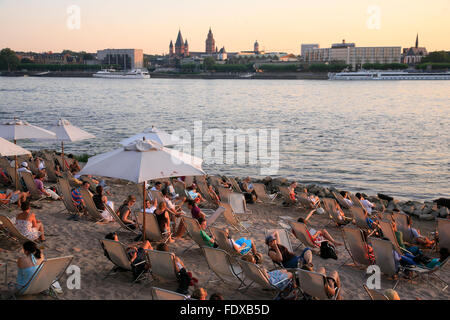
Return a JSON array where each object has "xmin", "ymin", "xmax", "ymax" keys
[
  {"xmin": 61, "ymin": 141, "xmax": 65, "ymax": 171},
  {"xmin": 142, "ymin": 181, "xmax": 146, "ymax": 242},
  {"xmin": 13, "ymin": 139, "xmax": 18, "ymax": 190}
]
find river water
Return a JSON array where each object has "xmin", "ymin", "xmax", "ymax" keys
[{"xmin": 0, "ymin": 77, "xmax": 449, "ymax": 201}]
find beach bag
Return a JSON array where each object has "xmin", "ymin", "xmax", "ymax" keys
[
  {"xmin": 320, "ymin": 241, "xmax": 337, "ymax": 260},
  {"xmin": 176, "ymin": 268, "xmax": 192, "ymax": 295}
]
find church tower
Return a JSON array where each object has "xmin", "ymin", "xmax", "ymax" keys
[
  {"xmin": 184, "ymin": 39, "xmax": 189, "ymax": 57},
  {"xmin": 205, "ymin": 28, "xmax": 215, "ymax": 55},
  {"xmin": 169, "ymin": 40, "xmax": 174, "ymax": 56},
  {"xmin": 415, "ymin": 33, "xmax": 419, "ymax": 48},
  {"xmin": 175, "ymin": 30, "xmax": 185, "ymax": 56},
  {"xmin": 254, "ymin": 40, "xmax": 260, "ymax": 54}
]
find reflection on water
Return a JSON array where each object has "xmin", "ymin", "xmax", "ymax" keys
[{"xmin": 0, "ymin": 77, "xmax": 449, "ymax": 201}]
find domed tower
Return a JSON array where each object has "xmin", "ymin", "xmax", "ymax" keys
[
  {"xmin": 175, "ymin": 30, "xmax": 185, "ymax": 56},
  {"xmin": 205, "ymin": 28, "xmax": 215, "ymax": 55},
  {"xmin": 254, "ymin": 40, "xmax": 260, "ymax": 54},
  {"xmin": 184, "ymin": 39, "xmax": 189, "ymax": 57},
  {"xmin": 169, "ymin": 40, "xmax": 174, "ymax": 56}
]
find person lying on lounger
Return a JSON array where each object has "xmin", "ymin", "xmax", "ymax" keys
[
  {"xmin": 187, "ymin": 199, "xmax": 206, "ymax": 222},
  {"xmin": 198, "ymin": 217, "xmax": 218, "ymax": 248},
  {"xmin": 93, "ymin": 185, "xmax": 114, "ymax": 221},
  {"xmin": 224, "ymin": 228, "xmax": 261, "ymax": 261},
  {"xmin": 297, "ymin": 217, "xmax": 343, "ymax": 247},
  {"xmin": 340, "ymin": 191, "xmax": 353, "ymax": 206},
  {"xmin": 34, "ymin": 172, "xmax": 60, "ymax": 200},
  {"xmin": 405, "ymin": 215, "xmax": 436, "ymax": 249},
  {"xmin": 186, "ymin": 184, "xmax": 204, "ymax": 203},
  {"xmin": 356, "ymin": 193, "xmax": 376, "ymax": 215},
  {"xmin": 266, "ymin": 234, "xmax": 301, "ymax": 268}
]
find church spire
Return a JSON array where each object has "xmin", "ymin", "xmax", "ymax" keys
[{"xmin": 415, "ymin": 33, "xmax": 419, "ymax": 48}]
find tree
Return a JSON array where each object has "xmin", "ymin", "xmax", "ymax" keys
[
  {"xmin": 421, "ymin": 51, "xmax": 450, "ymax": 63},
  {"xmin": 0, "ymin": 48, "xmax": 20, "ymax": 71},
  {"xmin": 203, "ymin": 56, "xmax": 215, "ymax": 70}
]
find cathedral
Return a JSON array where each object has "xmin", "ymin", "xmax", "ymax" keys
[{"xmin": 169, "ymin": 30, "xmax": 189, "ymax": 58}]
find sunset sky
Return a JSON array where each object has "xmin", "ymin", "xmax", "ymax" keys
[{"xmin": 0, "ymin": 0, "xmax": 449, "ymax": 54}]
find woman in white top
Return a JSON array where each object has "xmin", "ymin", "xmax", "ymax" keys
[{"xmin": 15, "ymin": 201, "xmax": 45, "ymax": 241}]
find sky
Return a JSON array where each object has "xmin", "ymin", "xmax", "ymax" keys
[{"xmin": 0, "ymin": 0, "xmax": 449, "ymax": 55}]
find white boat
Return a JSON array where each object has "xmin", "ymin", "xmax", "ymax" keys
[
  {"xmin": 93, "ymin": 69, "xmax": 150, "ymax": 79},
  {"xmin": 329, "ymin": 71, "xmax": 450, "ymax": 80}
]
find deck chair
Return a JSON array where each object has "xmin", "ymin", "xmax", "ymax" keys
[
  {"xmin": 184, "ymin": 176, "xmax": 194, "ymax": 187},
  {"xmin": 202, "ymin": 246, "xmax": 244, "ymax": 288},
  {"xmin": 332, "ymin": 191, "xmax": 352, "ymax": 210},
  {"xmin": 206, "ymin": 206, "xmax": 225, "ymax": 226},
  {"xmin": 136, "ymin": 211, "xmax": 170, "ymax": 242},
  {"xmin": 0, "ymin": 214, "xmax": 37, "ymax": 243},
  {"xmin": 265, "ymin": 228, "xmax": 293, "ymax": 252},
  {"xmin": 149, "ymin": 190, "xmax": 164, "ymax": 203},
  {"xmin": 5, "ymin": 166, "xmax": 22, "ymax": 191},
  {"xmin": 43, "ymin": 158, "xmax": 58, "ymax": 183},
  {"xmin": 252, "ymin": 183, "xmax": 277, "ymax": 204},
  {"xmin": 57, "ymin": 177, "xmax": 81, "ymax": 215},
  {"xmin": 370, "ymin": 238, "xmax": 400, "ymax": 289},
  {"xmin": 217, "ymin": 186, "xmax": 232, "ymax": 203},
  {"xmin": 348, "ymin": 193, "xmax": 364, "ymax": 209},
  {"xmin": 363, "ymin": 284, "xmax": 388, "ymax": 300},
  {"xmin": 404, "ymin": 257, "xmax": 449, "ymax": 291},
  {"xmin": 172, "ymin": 180, "xmax": 186, "ymax": 199},
  {"xmin": 105, "ymin": 204, "xmax": 139, "ymax": 235},
  {"xmin": 79, "ymin": 188, "xmax": 104, "ymax": 222},
  {"xmin": 208, "ymin": 176, "xmax": 222, "ymax": 187},
  {"xmin": 195, "ymin": 179, "xmax": 216, "ymax": 204},
  {"xmin": 288, "ymin": 221, "xmax": 320, "ymax": 251},
  {"xmin": 297, "ymin": 269, "xmax": 340, "ymax": 300},
  {"xmin": 21, "ymin": 172, "xmax": 46, "ymax": 201},
  {"xmin": 221, "ymin": 202, "xmax": 250, "ymax": 233},
  {"xmin": 228, "ymin": 177, "xmax": 243, "ymax": 193},
  {"xmin": 80, "ymin": 175, "xmax": 99, "ymax": 193},
  {"xmin": 342, "ymin": 226, "xmax": 372, "ymax": 268},
  {"xmin": 151, "ymin": 287, "xmax": 190, "ymax": 300},
  {"xmin": 297, "ymin": 193, "xmax": 318, "ymax": 209},
  {"xmin": 182, "ymin": 216, "xmax": 207, "ymax": 253},
  {"xmin": 378, "ymin": 220, "xmax": 412, "ymax": 255},
  {"xmin": 322, "ymin": 198, "xmax": 352, "ymax": 226},
  {"xmin": 229, "ymin": 192, "xmax": 252, "ymax": 214},
  {"xmin": 347, "ymin": 206, "xmax": 374, "ymax": 234},
  {"xmin": 278, "ymin": 186, "xmax": 296, "ymax": 206},
  {"xmin": 210, "ymin": 226, "xmax": 246, "ymax": 257},
  {"xmin": 100, "ymin": 239, "xmax": 147, "ymax": 282},
  {"xmin": 437, "ymin": 218, "xmax": 450, "ymax": 251},
  {"xmin": 147, "ymin": 250, "xmax": 178, "ymax": 283},
  {"xmin": 238, "ymin": 259, "xmax": 291, "ymax": 299},
  {"xmin": 12, "ymin": 255, "xmax": 73, "ymax": 299}
]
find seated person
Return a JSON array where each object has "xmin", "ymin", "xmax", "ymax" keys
[
  {"xmin": 333, "ymin": 202, "xmax": 353, "ymax": 225},
  {"xmin": 266, "ymin": 234, "xmax": 301, "ymax": 268},
  {"xmin": 300, "ymin": 252, "xmax": 342, "ymax": 300},
  {"xmin": 392, "ymin": 220, "xmax": 422, "ymax": 256},
  {"xmin": 191, "ymin": 287, "xmax": 208, "ymax": 300},
  {"xmin": 154, "ymin": 202, "xmax": 174, "ymax": 243},
  {"xmin": 186, "ymin": 184, "xmax": 204, "ymax": 203},
  {"xmin": 150, "ymin": 181, "xmax": 163, "ymax": 192},
  {"xmin": 163, "ymin": 181, "xmax": 180, "ymax": 200},
  {"xmin": 218, "ymin": 178, "xmax": 231, "ymax": 189},
  {"xmin": 0, "ymin": 189, "xmax": 30, "ymax": 208},
  {"xmin": 69, "ymin": 160, "xmax": 81, "ymax": 175},
  {"xmin": 242, "ymin": 254, "xmax": 294, "ymax": 290},
  {"xmin": 162, "ymin": 190, "xmax": 185, "ymax": 239},
  {"xmin": 34, "ymin": 172, "xmax": 60, "ymax": 200},
  {"xmin": 16, "ymin": 241, "xmax": 44, "ymax": 291},
  {"xmin": 198, "ymin": 217, "xmax": 218, "ymax": 248},
  {"xmin": 424, "ymin": 248, "xmax": 449, "ymax": 269},
  {"xmin": 297, "ymin": 217, "xmax": 343, "ymax": 247},
  {"xmin": 156, "ymin": 243, "xmax": 198, "ymax": 294},
  {"xmin": 240, "ymin": 177, "xmax": 257, "ymax": 204},
  {"xmin": 208, "ymin": 185, "xmax": 220, "ymax": 205},
  {"xmin": 288, "ymin": 181, "xmax": 298, "ymax": 202},
  {"xmin": 17, "ymin": 161, "xmax": 32, "ymax": 175},
  {"xmin": 15, "ymin": 201, "xmax": 45, "ymax": 242},
  {"xmin": 141, "ymin": 198, "xmax": 157, "ymax": 214},
  {"xmin": 92, "ymin": 185, "xmax": 114, "ymax": 221},
  {"xmin": 118, "ymin": 195, "xmax": 137, "ymax": 229},
  {"xmin": 70, "ymin": 181, "xmax": 91, "ymax": 219},
  {"xmin": 224, "ymin": 228, "xmax": 260, "ymax": 259},
  {"xmin": 406, "ymin": 215, "xmax": 435, "ymax": 248},
  {"xmin": 356, "ymin": 193, "xmax": 376, "ymax": 215},
  {"xmin": 187, "ymin": 199, "xmax": 206, "ymax": 222},
  {"xmin": 339, "ymin": 191, "xmax": 353, "ymax": 206},
  {"xmin": 302, "ymin": 188, "xmax": 320, "ymax": 208}
]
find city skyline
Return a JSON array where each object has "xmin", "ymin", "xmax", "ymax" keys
[{"xmin": 0, "ymin": 0, "xmax": 449, "ymax": 54}]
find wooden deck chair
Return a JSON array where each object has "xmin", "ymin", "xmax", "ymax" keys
[
  {"xmin": 437, "ymin": 218, "xmax": 450, "ymax": 251},
  {"xmin": 363, "ymin": 284, "xmax": 388, "ymax": 300},
  {"xmin": 105, "ymin": 204, "xmax": 139, "ymax": 235},
  {"xmin": 0, "ymin": 215, "xmax": 37, "ymax": 243},
  {"xmin": 342, "ymin": 226, "xmax": 372, "ymax": 268},
  {"xmin": 217, "ymin": 186, "xmax": 232, "ymax": 203},
  {"xmin": 288, "ymin": 221, "xmax": 320, "ymax": 251},
  {"xmin": 252, "ymin": 183, "xmax": 276, "ymax": 204},
  {"xmin": 221, "ymin": 202, "xmax": 250, "ymax": 233},
  {"xmin": 278, "ymin": 186, "xmax": 296, "ymax": 206},
  {"xmin": 57, "ymin": 177, "xmax": 80, "ymax": 215},
  {"xmin": 79, "ymin": 188, "xmax": 104, "ymax": 222},
  {"xmin": 99, "ymin": 239, "xmax": 146, "ymax": 282},
  {"xmin": 182, "ymin": 216, "xmax": 208, "ymax": 253},
  {"xmin": 151, "ymin": 287, "xmax": 190, "ymax": 300},
  {"xmin": 136, "ymin": 211, "xmax": 170, "ymax": 242},
  {"xmin": 322, "ymin": 198, "xmax": 352, "ymax": 227},
  {"xmin": 370, "ymin": 238, "xmax": 400, "ymax": 289},
  {"xmin": 202, "ymin": 246, "xmax": 244, "ymax": 288},
  {"xmin": 332, "ymin": 191, "xmax": 352, "ymax": 210},
  {"xmin": 147, "ymin": 250, "xmax": 178, "ymax": 283},
  {"xmin": 229, "ymin": 192, "xmax": 252, "ymax": 214},
  {"xmin": 228, "ymin": 177, "xmax": 243, "ymax": 193},
  {"xmin": 12, "ymin": 255, "xmax": 73, "ymax": 299},
  {"xmin": 378, "ymin": 220, "xmax": 412, "ymax": 255},
  {"xmin": 238, "ymin": 259, "xmax": 291, "ymax": 299},
  {"xmin": 297, "ymin": 269, "xmax": 340, "ymax": 300},
  {"xmin": 21, "ymin": 172, "xmax": 46, "ymax": 201}
]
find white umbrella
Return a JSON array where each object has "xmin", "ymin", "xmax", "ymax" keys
[
  {"xmin": 79, "ymin": 139, "xmax": 205, "ymax": 240},
  {"xmin": 0, "ymin": 119, "xmax": 56, "ymax": 189},
  {"xmin": 119, "ymin": 126, "xmax": 187, "ymax": 147},
  {"xmin": 0, "ymin": 137, "xmax": 31, "ymax": 157},
  {"xmin": 47, "ymin": 118, "xmax": 95, "ymax": 170}
]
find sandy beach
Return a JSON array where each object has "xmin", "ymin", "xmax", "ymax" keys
[{"xmin": 1, "ymin": 174, "xmax": 448, "ymax": 301}]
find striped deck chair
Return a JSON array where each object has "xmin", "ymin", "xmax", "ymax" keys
[
  {"xmin": 208, "ymin": 176, "xmax": 222, "ymax": 188},
  {"xmin": 202, "ymin": 246, "xmax": 245, "ymax": 289},
  {"xmin": 105, "ymin": 204, "xmax": 139, "ymax": 235},
  {"xmin": 348, "ymin": 193, "xmax": 364, "ymax": 209},
  {"xmin": 182, "ymin": 216, "xmax": 208, "ymax": 253},
  {"xmin": 229, "ymin": 192, "xmax": 252, "ymax": 214},
  {"xmin": 5, "ymin": 166, "xmax": 22, "ymax": 191},
  {"xmin": 322, "ymin": 198, "xmax": 353, "ymax": 227},
  {"xmin": 378, "ymin": 219, "xmax": 412, "ymax": 255},
  {"xmin": 172, "ymin": 179, "xmax": 187, "ymax": 199},
  {"xmin": 265, "ymin": 228, "xmax": 293, "ymax": 252},
  {"xmin": 12, "ymin": 255, "xmax": 73, "ymax": 299},
  {"xmin": 297, "ymin": 269, "xmax": 340, "ymax": 300},
  {"xmin": 347, "ymin": 206, "xmax": 374, "ymax": 234},
  {"xmin": 149, "ymin": 190, "xmax": 164, "ymax": 203},
  {"xmin": 151, "ymin": 287, "xmax": 191, "ymax": 300},
  {"xmin": 195, "ymin": 178, "xmax": 216, "ymax": 204},
  {"xmin": 252, "ymin": 183, "xmax": 277, "ymax": 204},
  {"xmin": 342, "ymin": 226, "xmax": 372, "ymax": 268},
  {"xmin": 43, "ymin": 158, "xmax": 59, "ymax": 183},
  {"xmin": 210, "ymin": 226, "xmax": 248, "ymax": 257},
  {"xmin": 184, "ymin": 176, "xmax": 194, "ymax": 187}
]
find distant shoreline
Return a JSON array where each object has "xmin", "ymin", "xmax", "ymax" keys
[{"xmin": 0, "ymin": 70, "xmax": 329, "ymax": 80}]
